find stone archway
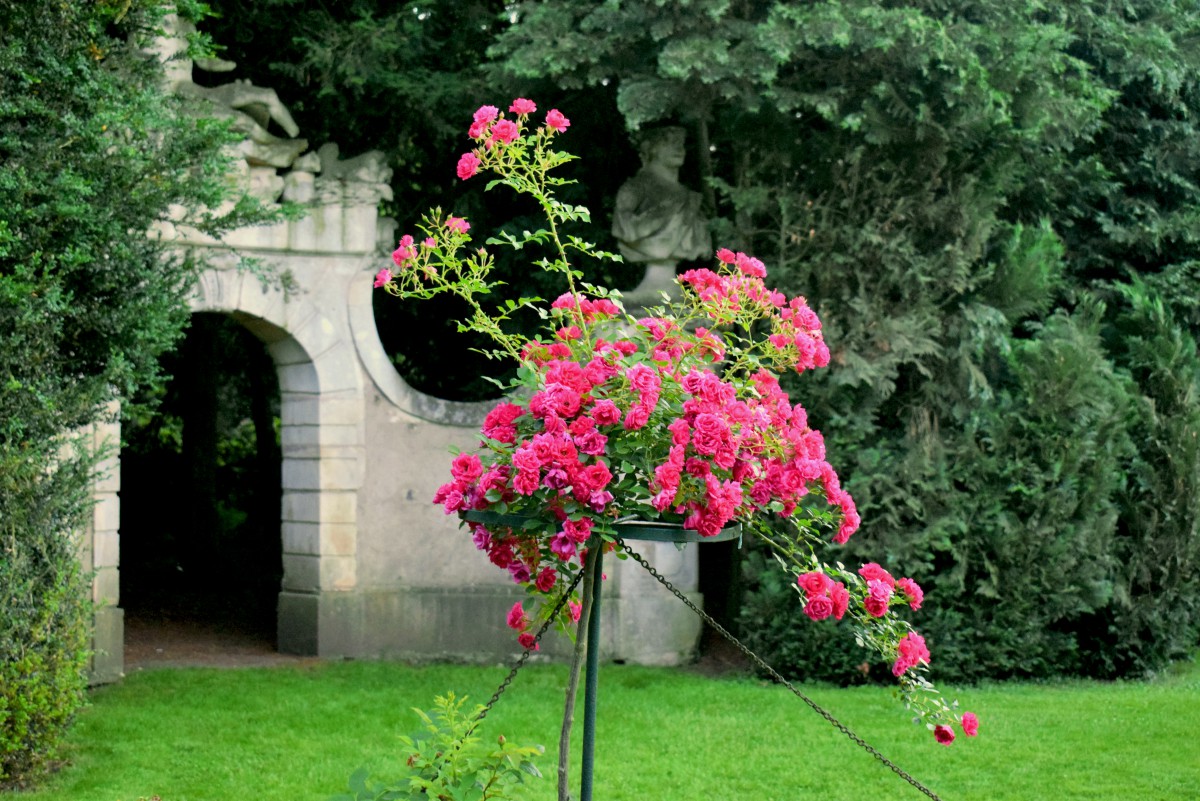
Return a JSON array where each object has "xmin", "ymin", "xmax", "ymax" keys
[{"xmin": 189, "ymin": 266, "xmax": 366, "ymax": 654}]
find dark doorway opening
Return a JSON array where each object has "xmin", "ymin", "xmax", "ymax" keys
[
  {"xmin": 697, "ymin": 539, "xmax": 747, "ymax": 666},
  {"xmin": 120, "ymin": 312, "xmax": 283, "ymax": 658}
]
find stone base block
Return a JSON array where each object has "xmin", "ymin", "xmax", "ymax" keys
[
  {"xmin": 88, "ymin": 606, "xmax": 124, "ymax": 686},
  {"xmin": 275, "ymin": 585, "xmax": 703, "ymax": 666}
]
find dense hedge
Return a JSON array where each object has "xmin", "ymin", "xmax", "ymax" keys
[
  {"xmin": 0, "ymin": 0, "xmax": 268, "ymax": 787},
  {"xmin": 728, "ymin": 1, "xmax": 1200, "ymax": 683},
  {"xmin": 742, "ymin": 279, "xmax": 1200, "ymax": 683}
]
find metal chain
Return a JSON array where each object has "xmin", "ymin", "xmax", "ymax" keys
[
  {"xmin": 615, "ymin": 536, "xmax": 945, "ymax": 801},
  {"xmin": 467, "ymin": 564, "xmax": 588, "ymax": 736}
]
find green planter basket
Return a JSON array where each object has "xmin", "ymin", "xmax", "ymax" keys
[{"xmin": 460, "ymin": 508, "xmax": 742, "ymax": 544}]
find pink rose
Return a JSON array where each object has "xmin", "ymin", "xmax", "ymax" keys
[
  {"xmin": 456, "ymin": 152, "xmax": 481, "ymax": 180},
  {"xmin": 470, "ymin": 525, "xmax": 491, "ymax": 551},
  {"xmin": 542, "ymin": 467, "xmax": 569, "ymax": 490},
  {"xmin": 508, "ymin": 561, "xmax": 531, "ymax": 584},
  {"xmin": 588, "ymin": 489, "xmax": 613, "ymax": 512},
  {"xmin": 651, "ymin": 488, "xmax": 675, "ymax": 512},
  {"xmin": 373, "ymin": 268, "xmax": 392, "ymax": 288},
  {"xmin": 623, "ymin": 404, "xmax": 651, "ymax": 430},
  {"xmin": 735, "ymin": 253, "xmax": 767, "ymax": 277},
  {"xmin": 896, "ymin": 577, "xmax": 924, "ymax": 610},
  {"xmin": 550, "ymin": 532, "xmax": 576, "ymax": 560},
  {"xmin": 492, "ymin": 118, "xmax": 519, "ymax": 144},
  {"xmin": 568, "ymin": 601, "xmax": 582, "ymax": 622},
  {"xmin": 715, "ymin": 247, "xmax": 736, "ymax": 264},
  {"xmin": 513, "ymin": 470, "xmax": 539, "ymax": 495},
  {"xmin": 858, "ymin": 562, "xmax": 895, "ymax": 588},
  {"xmin": 545, "ymin": 108, "xmax": 570, "ymax": 132},
  {"xmin": 668, "ymin": 418, "xmax": 691, "ymax": 446},
  {"xmin": 391, "ymin": 234, "xmax": 416, "ymax": 267},
  {"xmin": 864, "ymin": 579, "xmax": 892, "ymax": 617},
  {"xmin": 933, "ymin": 725, "xmax": 955, "ymax": 746},
  {"xmin": 439, "ymin": 488, "xmax": 464, "ymax": 513},
  {"xmin": 517, "ymin": 632, "xmax": 539, "ymax": 650},
  {"xmin": 473, "ymin": 105, "xmax": 499, "ymax": 124},
  {"xmin": 506, "ymin": 602, "xmax": 526, "ymax": 630},
  {"xmin": 450, "ymin": 453, "xmax": 483, "ymax": 482},
  {"xmin": 625, "ymin": 363, "xmax": 660, "ymax": 394},
  {"xmin": 892, "ymin": 632, "xmax": 931, "ymax": 677},
  {"xmin": 797, "ymin": 571, "xmax": 833, "ymax": 597},
  {"xmin": 961, "ymin": 712, "xmax": 979, "ymax": 737},
  {"xmin": 445, "ymin": 216, "xmax": 470, "ymax": 234},
  {"xmin": 591, "ymin": 399, "xmax": 621, "ymax": 426},
  {"xmin": 563, "ymin": 517, "xmax": 593, "ymax": 544},
  {"xmin": 535, "ymin": 567, "xmax": 557, "ymax": 592},
  {"xmin": 574, "ymin": 429, "xmax": 607, "ymax": 456},
  {"xmin": 509, "ymin": 98, "xmax": 537, "ymax": 115},
  {"xmin": 830, "ymin": 582, "xmax": 849, "ymax": 620},
  {"xmin": 804, "ymin": 594, "xmax": 834, "ymax": 621},
  {"xmin": 834, "ymin": 508, "xmax": 860, "ymax": 544}
]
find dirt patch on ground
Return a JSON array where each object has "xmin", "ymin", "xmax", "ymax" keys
[
  {"xmin": 122, "ymin": 616, "xmax": 752, "ymax": 675},
  {"xmin": 123, "ymin": 615, "xmax": 311, "ymax": 671}
]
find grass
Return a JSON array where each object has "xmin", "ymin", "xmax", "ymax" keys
[{"xmin": 19, "ymin": 656, "xmax": 1200, "ymax": 801}]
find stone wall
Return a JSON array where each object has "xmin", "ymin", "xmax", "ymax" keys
[{"xmin": 86, "ymin": 167, "xmax": 704, "ymax": 682}]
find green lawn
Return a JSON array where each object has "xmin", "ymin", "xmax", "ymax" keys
[{"xmin": 21, "ymin": 656, "xmax": 1200, "ymax": 801}]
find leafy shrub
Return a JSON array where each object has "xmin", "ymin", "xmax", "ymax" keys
[
  {"xmin": 0, "ymin": 439, "xmax": 93, "ymax": 788},
  {"xmin": 1, "ymin": 0, "xmax": 276, "ymax": 787},
  {"xmin": 332, "ymin": 693, "xmax": 543, "ymax": 801}
]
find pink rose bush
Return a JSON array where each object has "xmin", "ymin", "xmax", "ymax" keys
[{"xmin": 376, "ymin": 100, "xmax": 978, "ymax": 744}]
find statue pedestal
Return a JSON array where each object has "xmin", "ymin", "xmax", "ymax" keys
[{"xmin": 621, "ymin": 262, "xmax": 680, "ymax": 311}]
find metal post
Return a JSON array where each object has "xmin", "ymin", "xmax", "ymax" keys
[{"xmin": 580, "ymin": 545, "xmax": 604, "ymax": 801}]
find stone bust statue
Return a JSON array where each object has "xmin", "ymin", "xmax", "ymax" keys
[{"xmin": 612, "ymin": 126, "xmax": 712, "ymax": 306}]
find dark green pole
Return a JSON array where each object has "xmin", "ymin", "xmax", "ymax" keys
[{"xmin": 580, "ymin": 545, "xmax": 604, "ymax": 801}]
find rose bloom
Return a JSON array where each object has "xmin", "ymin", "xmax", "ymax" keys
[
  {"xmin": 545, "ymin": 108, "xmax": 570, "ymax": 132},
  {"xmin": 623, "ymin": 404, "xmax": 651, "ymax": 430},
  {"xmin": 830, "ymin": 581, "xmax": 850, "ymax": 620},
  {"xmin": 391, "ymin": 234, "xmax": 416, "ymax": 267},
  {"xmin": 864, "ymin": 579, "xmax": 892, "ymax": 617},
  {"xmin": 506, "ymin": 602, "xmax": 526, "ymax": 630},
  {"xmin": 797, "ymin": 571, "xmax": 833, "ymax": 597},
  {"xmin": 896, "ymin": 577, "xmax": 924, "ymax": 610},
  {"xmin": 858, "ymin": 562, "xmax": 895, "ymax": 588},
  {"xmin": 803, "ymin": 594, "xmax": 834, "ymax": 621},
  {"xmin": 933, "ymin": 725, "xmax": 955, "ymax": 746},
  {"xmin": 456, "ymin": 152, "xmax": 481, "ymax": 180},
  {"xmin": 961, "ymin": 712, "xmax": 979, "ymax": 737},
  {"xmin": 373, "ymin": 268, "xmax": 392, "ymax": 288},
  {"xmin": 509, "ymin": 98, "xmax": 537, "ymax": 114},
  {"xmin": 517, "ymin": 632, "xmax": 538, "ymax": 650},
  {"xmin": 491, "ymin": 118, "xmax": 519, "ymax": 144},
  {"xmin": 445, "ymin": 216, "xmax": 470, "ymax": 234},
  {"xmin": 550, "ymin": 531, "xmax": 576, "ymax": 560}
]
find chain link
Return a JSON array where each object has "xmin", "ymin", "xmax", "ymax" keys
[
  {"xmin": 467, "ymin": 564, "xmax": 588, "ymax": 736},
  {"xmin": 615, "ymin": 536, "xmax": 944, "ymax": 801}
]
